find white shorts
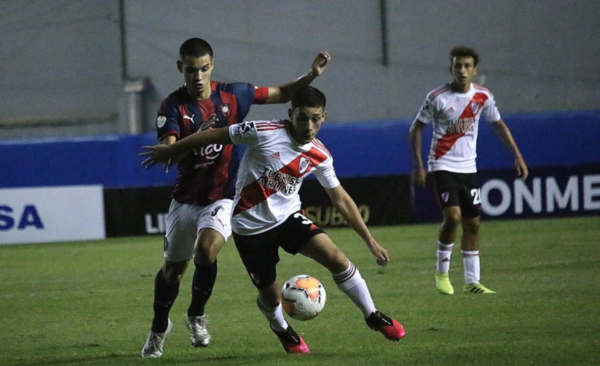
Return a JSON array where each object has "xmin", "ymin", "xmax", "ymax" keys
[{"xmin": 163, "ymin": 199, "xmax": 233, "ymax": 262}]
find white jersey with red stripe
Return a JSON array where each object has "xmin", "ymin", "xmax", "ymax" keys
[
  {"xmin": 414, "ymin": 83, "xmax": 501, "ymax": 173},
  {"xmin": 228, "ymin": 119, "xmax": 340, "ymax": 235}
]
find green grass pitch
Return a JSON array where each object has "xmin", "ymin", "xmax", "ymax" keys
[{"xmin": 1, "ymin": 216, "xmax": 599, "ymax": 366}]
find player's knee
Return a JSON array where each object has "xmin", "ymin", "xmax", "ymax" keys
[
  {"xmin": 462, "ymin": 217, "xmax": 480, "ymax": 236},
  {"xmin": 164, "ymin": 271, "xmax": 183, "ymax": 285},
  {"xmin": 193, "ymin": 251, "xmax": 215, "ymax": 266},
  {"xmin": 443, "ymin": 212, "xmax": 461, "ymax": 227},
  {"xmin": 163, "ymin": 261, "xmax": 188, "ymax": 285},
  {"xmin": 193, "ymin": 245, "xmax": 220, "ymax": 266},
  {"xmin": 251, "ymin": 269, "xmax": 277, "ymax": 294},
  {"xmin": 325, "ymin": 250, "xmax": 349, "ymax": 273},
  {"xmin": 194, "ymin": 233, "xmax": 225, "ymax": 265}
]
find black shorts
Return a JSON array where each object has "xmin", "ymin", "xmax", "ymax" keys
[
  {"xmin": 431, "ymin": 170, "xmax": 481, "ymax": 218},
  {"xmin": 232, "ymin": 211, "xmax": 325, "ymax": 289}
]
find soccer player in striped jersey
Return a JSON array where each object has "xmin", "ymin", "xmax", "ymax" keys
[
  {"xmin": 409, "ymin": 46, "xmax": 528, "ymax": 295},
  {"xmin": 141, "ymin": 37, "xmax": 331, "ymax": 358},
  {"xmin": 142, "ymin": 86, "xmax": 406, "ymax": 354}
]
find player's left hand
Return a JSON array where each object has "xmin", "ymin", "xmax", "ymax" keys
[
  {"xmin": 140, "ymin": 144, "xmax": 173, "ymax": 170},
  {"xmin": 311, "ymin": 51, "xmax": 331, "ymax": 77},
  {"xmin": 199, "ymin": 114, "xmax": 217, "ymax": 132}
]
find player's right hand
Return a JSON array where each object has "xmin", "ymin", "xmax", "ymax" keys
[
  {"xmin": 412, "ymin": 167, "xmax": 427, "ymax": 187},
  {"xmin": 140, "ymin": 144, "xmax": 173, "ymax": 170}
]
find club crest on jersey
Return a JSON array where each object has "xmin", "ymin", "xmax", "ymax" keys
[
  {"xmin": 441, "ymin": 191, "xmax": 450, "ymax": 203},
  {"xmin": 220, "ymin": 104, "xmax": 230, "ymax": 118},
  {"xmin": 299, "ymin": 157, "xmax": 311, "ymax": 174},
  {"xmin": 470, "ymin": 102, "xmax": 482, "ymax": 115},
  {"xmin": 156, "ymin": 115, "xmax": 167, "ymax": 128}
]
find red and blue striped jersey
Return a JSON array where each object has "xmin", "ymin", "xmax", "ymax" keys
[{"xmin": 156, "ymin": 80, "xmax": 269, "ymax": 206}]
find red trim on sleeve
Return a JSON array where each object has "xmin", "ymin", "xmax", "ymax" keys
[{"xmin": 253, "ymin": 86, "xmax": 269, "ymax": 104}]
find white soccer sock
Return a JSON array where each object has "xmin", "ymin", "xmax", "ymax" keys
[
  {"xmin": 436, "ymin": 242, "xmax": 454, "ymax": 273},
  {"xmin": 333, "ymin": 260, "xmax": 376, "ymax": 318},
  {"xmin": 462, "ymin": 250, "xmax": 480, "ymax": 284},
  {"xmin": 256, "ymin": 296, "xmax": 288, "ymax": 332}
]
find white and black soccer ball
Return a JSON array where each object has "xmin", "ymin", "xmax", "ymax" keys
[{"xmin": 281, "ymin": 275, "xmax": 326, "ymax": 321}]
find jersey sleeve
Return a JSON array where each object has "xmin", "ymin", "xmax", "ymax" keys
[
  {"xmin": 482, "ymin": 94, "xmax": 501, "ymax": 122},
  {"xmin": 156, "ymin": 97, "xmax": 181, "ymax": 141},
  {"xmin": 414, "ymin": 96, "xmax": 434, "ymax": 124},
  {"xmin": 225, "ymin": 83, "xmax": 268, "ymax": 111},
  {"xmin": 229, "ymin": 121, "xmax": 259, "ymax": 145},
  {"xmin": 314, "ymin": 157, "xmax": 340, "ymax": 189}
]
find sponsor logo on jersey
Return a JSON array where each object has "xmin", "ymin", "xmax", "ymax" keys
[
  {"xmin": 183, "ymin": 114, "xmax": 195, "ymax": 122},
  {"xmin": 271, "ymin": 152, "xmax": 281, "ymax": 159},
  {"xmin": 258, "ymin": 167, "xmax": 302, "ymax": 195},
  {"xmin": 446, "ymin": 118, "xmax": 475, "ymax": 134},
  {"xmin": 193, "ymin": 144, "xmax": 224, "ymax": 169},
  {"xmin": 194, "ymin": 144, "xmax": 223, "ymax": 160},
  {"xmin": 156, "ymin": 115, "xmax": 167, "ymax": 128}
]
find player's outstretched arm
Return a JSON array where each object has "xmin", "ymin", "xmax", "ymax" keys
[
  {"xmin": 492, "ymin": 119, "xmax": 528, "ymax": 180},
  {"xmin": 141, "ymin": 120, "xmax": 232, "ymax": 169},
  {"xmin": 324, "ymin": 185, "xmax": 390, "ymax": 267},
  {"xmin": 150, "ymin": 116, "xmax": 218, "ymax": 172},
  {"xmin": 264, "ymin": 51, "xmax": 331, "ymax": 104},
  {"xmin": 409, "ymin": 120, "xmax": 427, "ymax": 187},
  {"xmin": 157, "ymin": 135, "xmax": 182, "ymax": 173}
]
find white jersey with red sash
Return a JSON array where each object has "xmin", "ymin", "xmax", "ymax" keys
[
  {"xmin": 414, "ymin": 83, "xmax": 501, "ymax": 173},
  {"xmin": 228, "ymin": 120, "xmax": 340, "ymax": 235}
]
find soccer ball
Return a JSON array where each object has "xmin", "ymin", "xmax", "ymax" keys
[{"xmin": 281, "ymin": 275, "xmax": 326, "ymax": 321}]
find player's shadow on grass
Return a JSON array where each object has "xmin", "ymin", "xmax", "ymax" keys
[
  {"xmin": 12, "ymin": 352, "xmax": 342, "ymax": 366},
  {"xmin": 8, "ymin": 353, "xmax": 138, "ymax": 366}
]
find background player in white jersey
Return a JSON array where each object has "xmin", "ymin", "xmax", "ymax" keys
[
  {"xmin": 142, "ymin": 86, "xmax": 405, "ymax": 354},
  {"xmin": 409, "ymin": 46, "xmax": 528, "ymax": 295}
]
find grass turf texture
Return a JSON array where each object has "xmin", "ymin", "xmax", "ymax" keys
[{"xmin": 1, "ymin": 216, "xmax": 599, "ymax": 366}]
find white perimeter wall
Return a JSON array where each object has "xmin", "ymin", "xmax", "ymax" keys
[{"xmin": 1, "ymin": 0, "xmax": 599, "ymax": 137}]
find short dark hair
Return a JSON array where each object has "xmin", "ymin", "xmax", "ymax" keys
[
  {"xmin": 450, "ymin": 46, "xmax": 480, "ymax": 66},
  {"xmin": 291, "ymin": 86, "xmax": 326, "ymax": 110},
  {"xmin": 179, "ymin": 38, "xmax": 213, "ymax": 59}
]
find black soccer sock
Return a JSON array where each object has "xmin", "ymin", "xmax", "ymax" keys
[
  {"xmin": 187, "ymin": 260, "xmax": 218, "ymax": 317},
  {"xmin": 152, "ymin": 269, "xmax": 180, "ymax": 333}
]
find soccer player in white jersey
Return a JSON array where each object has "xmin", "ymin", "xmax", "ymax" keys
[
  {"xmin": 142, "ymin": 86, "xmax": 405, "ymax": 354},
  {"xmin": 409, "ymin": 46, "xmax": 528, "ymax": 295}
]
